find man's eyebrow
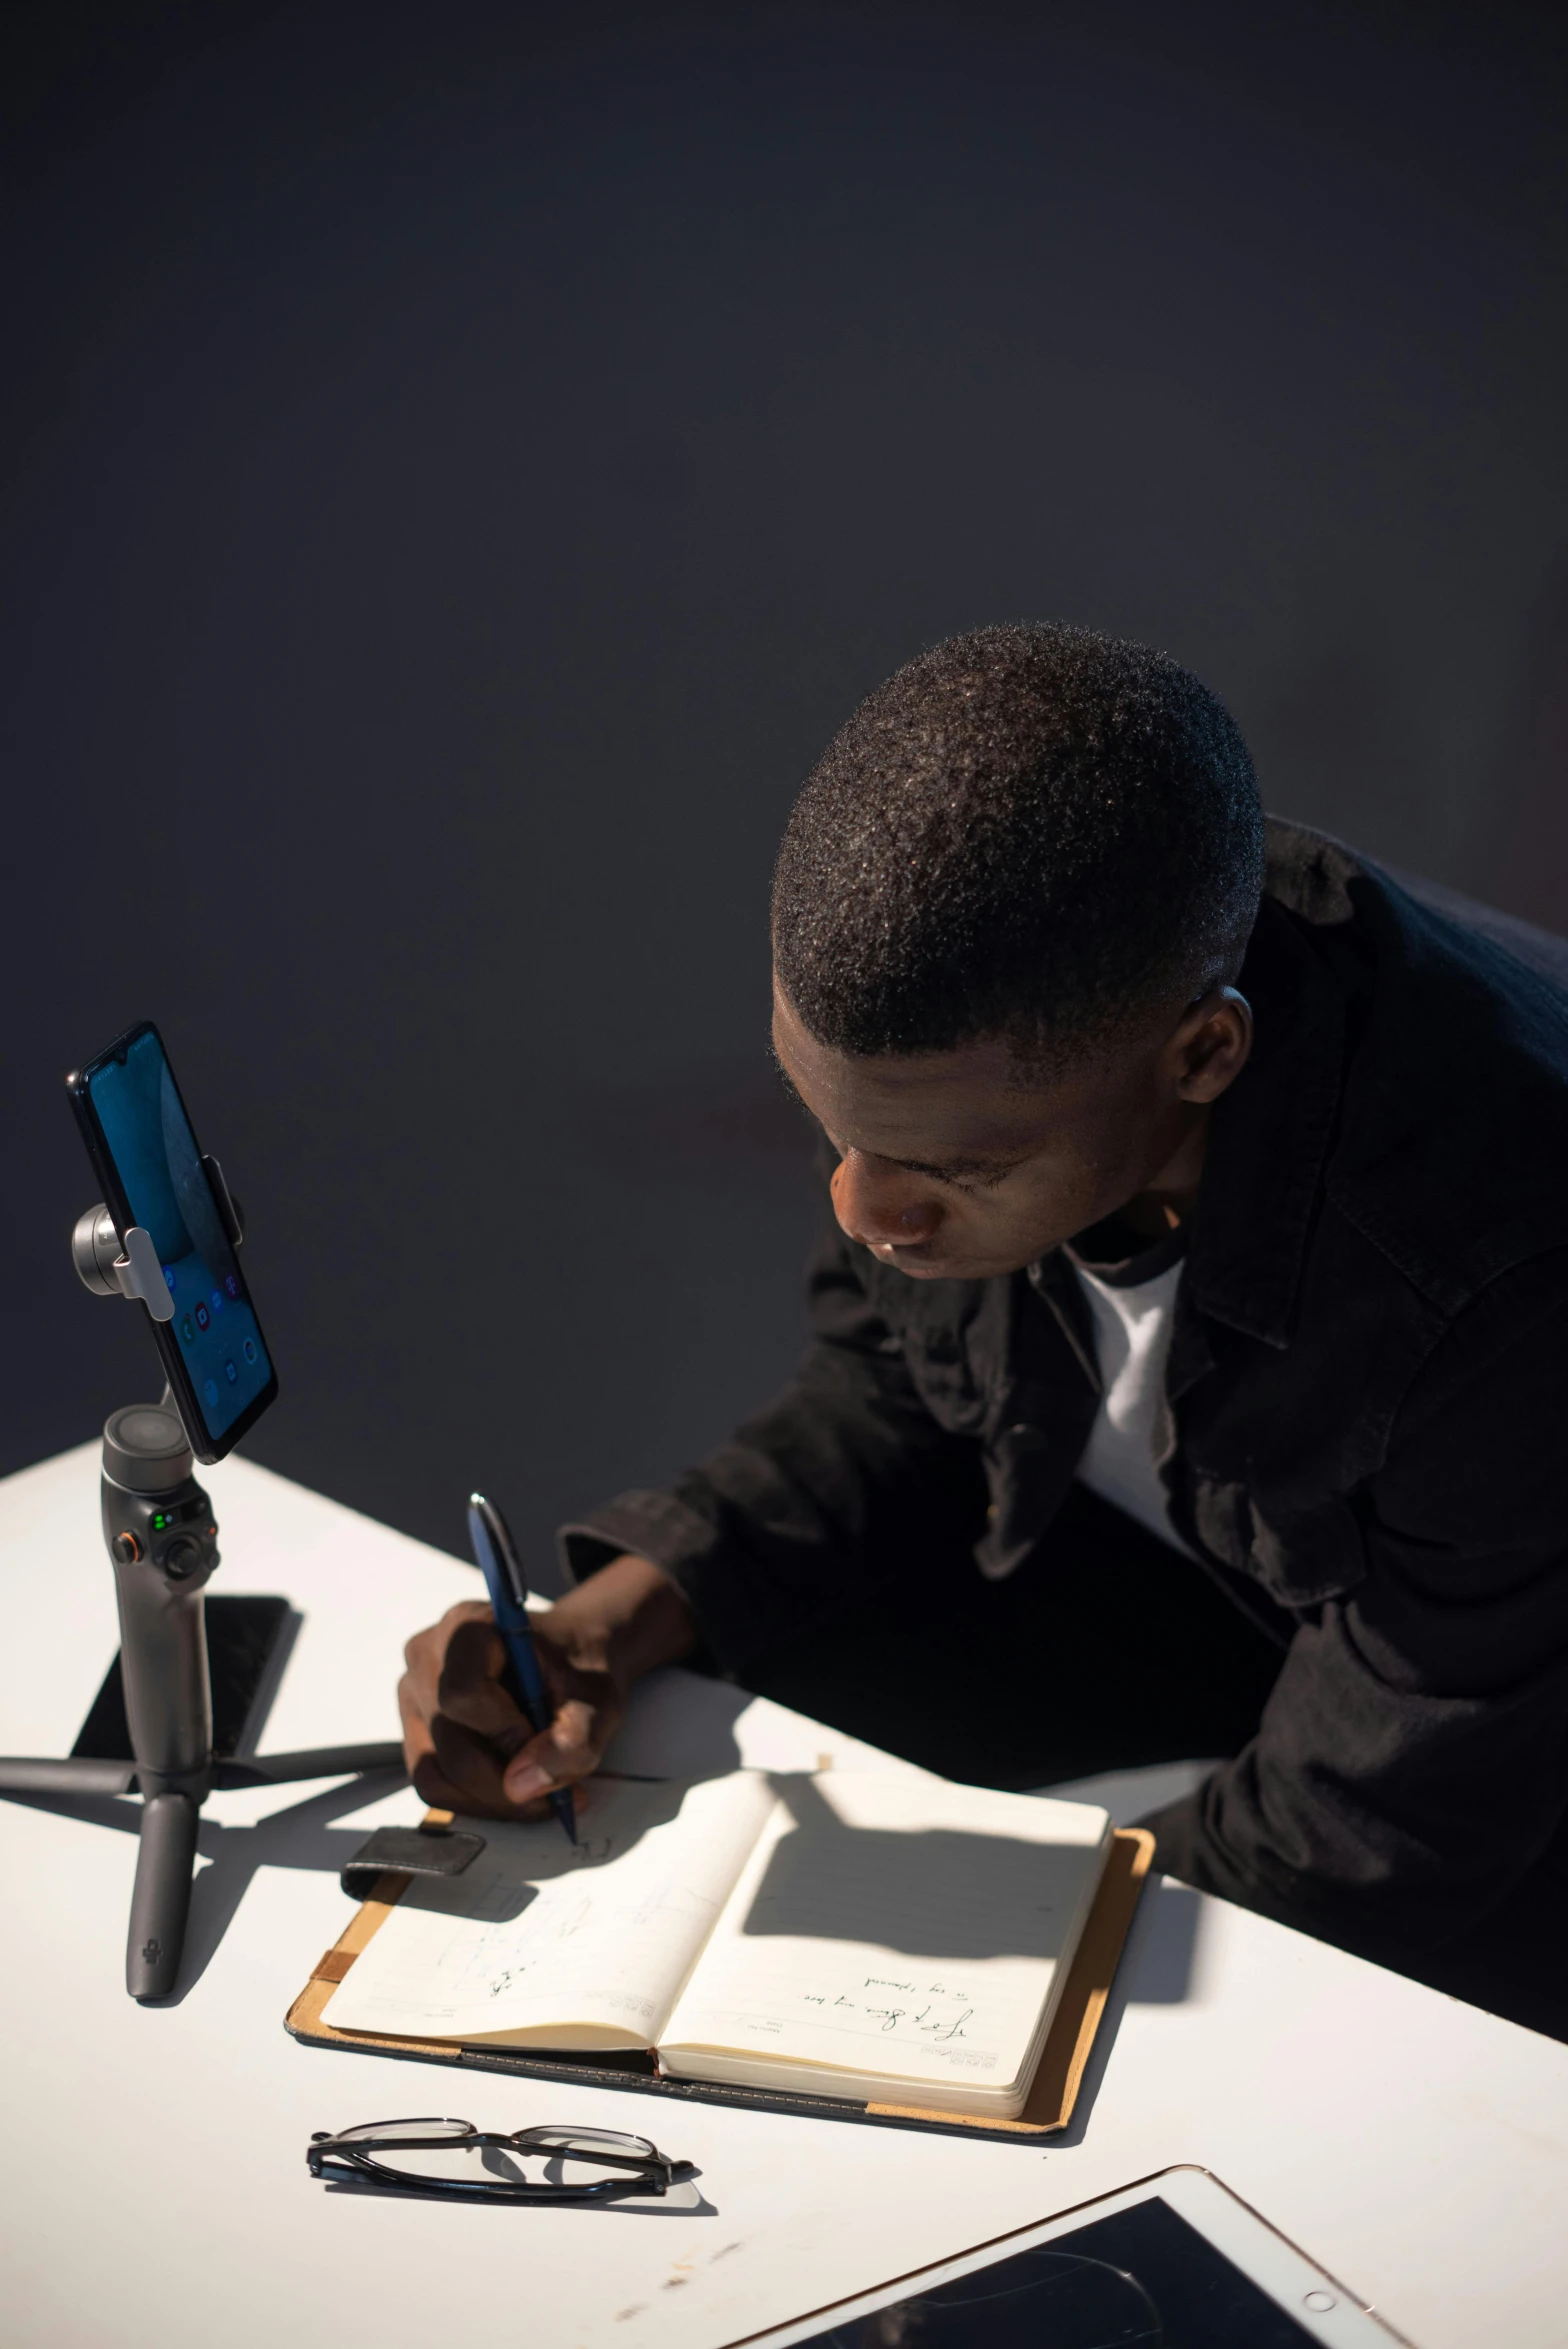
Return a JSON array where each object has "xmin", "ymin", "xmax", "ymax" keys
[{"xmin": 887, "ymin": 1152, "xmax": 1022, "ymax": 1180}]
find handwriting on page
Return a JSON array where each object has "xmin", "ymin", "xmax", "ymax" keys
[
  {"xmin": 804, "ymin": 1980, "xmax": 977, "ymax": 2043},
  {"xmin": 333, "ymin": 1831, "xmax": 709, "ymax": 2030},
  {"xmin": 443, "ymin": 1872, "xmax": 719, "ymax": 2012},
  {"xmin": 694, "ymin": 1960, "xmax": 1006, "ymax": 2069},
  {"xmin": 662, "ymin": 1777, "xmax": 1110, "ymax": 2081},
  {"xmin": 322, "ymin": 1773, "xmax": 778, "ymax": 2042}
]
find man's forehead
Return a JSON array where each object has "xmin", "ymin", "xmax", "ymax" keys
[{"xmin": 771, "ymin": 990, "xmax": 1071, "ymax": 1158}]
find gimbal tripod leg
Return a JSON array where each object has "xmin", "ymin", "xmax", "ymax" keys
[{"xmin": 127, "ymin": 1790, "xmax": 199, "ymax": 2001}]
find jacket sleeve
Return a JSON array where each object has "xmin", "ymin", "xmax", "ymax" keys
[
  {"xmin": 1146, "ymin": 1251, "xmax": 1568, "ymax": 1965},
  {"xmin": 557, "ymin": 1210, "xmax": 987, "ymax": 1677}
]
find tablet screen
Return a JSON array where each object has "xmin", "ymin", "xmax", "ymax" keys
[{"xmin": 795, "ymin": 2191, "xmax": 1323, "ymax": 2345}]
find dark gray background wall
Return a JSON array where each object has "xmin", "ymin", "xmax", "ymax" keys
[{"xmin": 5, "ymin": 1, "xmax": 1567, "ymax": 1582}]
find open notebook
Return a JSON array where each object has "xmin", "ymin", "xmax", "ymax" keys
[{"xmin": 321, "ymin": 1771, "xmax": 1114, "ymax": 2119}]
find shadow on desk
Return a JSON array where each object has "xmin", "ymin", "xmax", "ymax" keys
[
  {"xmin": 1050, "ymin": 1875, "xmax": 1203, "ymax": 2148},
  {"xmin": 317, "ymin": 2174, "xmax": 718, "ymax": 2218},
  {"xmin": 8, "ymin": 1657, "xmax": 1204, "ymax": 2034},
  {"xmin": 7, "ymin": 1772, "xmax": 406, "ymax": 2003}
]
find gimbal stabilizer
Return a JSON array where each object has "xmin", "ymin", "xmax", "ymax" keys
[{"xmin": 0, "ymin": 1187, "xmax": 403, "ymax": 2000}]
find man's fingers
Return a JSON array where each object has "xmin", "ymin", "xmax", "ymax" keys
[
  {"xmin": 399, "ymin": 1672, "xmax": 483, "ymax": 1812},
  {"xmin": 402, "ymin": 1677, "xmax": 588, "ymax": 1819},
  {"xmin": 501, "ymin": 1699, "xmax": 606, "ymax": 1804},
  {"xmin": 400, "ymin": 1602, "xmax": 620, "ymax": 1820},
  {"xmin": 403, "ymin": 1600, "xmax": 493, "ymax": 1719},
  {"xmin": 397, "ymin": 1669, "xmax": 434, "ymax": 1779},
  {"xmin": 433, "ymin": 1616, "xmax": 535, "ymax": 1744},
  {"xmin": 401, "ymin": 1661, "xmax": 536, "ymax": 1818},
  {"xmin": 428, "ymin": 1711, "xmax": 530, "ymax": 1817},
  {"xmin": 409, "ymin": 1748, "xmax": 488, "ymax": 1816}
]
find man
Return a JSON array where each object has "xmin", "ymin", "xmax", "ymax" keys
[{"xmin": 401, "ymin": 623, "xmax": 1568, "ymax": 2038}]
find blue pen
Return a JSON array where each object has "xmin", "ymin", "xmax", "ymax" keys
[{"xmin": 466, "ymin": 1492, "xmax": 580, "ymax": 1847}]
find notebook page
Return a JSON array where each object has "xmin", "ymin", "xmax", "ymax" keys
[
  {"xmin": 661, "ymin": 1776, "xmax": 1111, "ymax": 2095},
  {"xmin": 323, "ymin": 1772, "xmax": 777, "ymax": 2048}
]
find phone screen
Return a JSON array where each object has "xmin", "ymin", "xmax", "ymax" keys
[{"xmin": 72, "ymin": 1022, "xmax": 277, "ymax": 1457}]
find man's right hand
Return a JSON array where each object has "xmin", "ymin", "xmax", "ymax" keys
[{"xmin": 397, "ymin": 1551, "xmax": 697, "ymax": 1820}]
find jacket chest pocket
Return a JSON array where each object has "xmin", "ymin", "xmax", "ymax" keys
[
  {"xmin": 1190, "ymin": 1479, "xmax": 1366, "ymax": 1609},
  {"xmin": 975, "ymin": 1422, "xmax": 1084, "ymax": 1581},
  {"xmin": 904, "ymin": 1330, "xmax": 985, "ymax": 1435}
]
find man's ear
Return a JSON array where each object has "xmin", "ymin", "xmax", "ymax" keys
[{"xmin": 1171, "ymin": 986, "xmax": 1253, "ymax": 1104}]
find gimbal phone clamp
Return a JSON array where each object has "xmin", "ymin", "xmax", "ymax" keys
[{"xmin": 0, "ymin": 1177, "xmax": 403, "ymax": 2000}]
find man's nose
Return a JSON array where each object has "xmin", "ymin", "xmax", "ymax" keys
[{"xmin": 830, "ymin": 1153, "xmax": 944, "ymax": 1248}]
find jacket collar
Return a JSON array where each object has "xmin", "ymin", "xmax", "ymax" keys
[{"xmin": 1185, "ymin": 893, "xmax": 1347, "ymax": 1349}]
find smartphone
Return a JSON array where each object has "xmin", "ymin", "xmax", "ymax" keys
[{"xmin": 67, "ymin": 1020, "xmax": 278, "ymax": 1463}]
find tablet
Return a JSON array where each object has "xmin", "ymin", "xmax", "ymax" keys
[{"xmin": 734, "ymin": 2165, "xmax": 1414, "ymax": 2347}]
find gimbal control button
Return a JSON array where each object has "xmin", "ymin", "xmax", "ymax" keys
[{"xmin": 111, "ymin": 1531, "xmax": 141, "ymax": 1565}]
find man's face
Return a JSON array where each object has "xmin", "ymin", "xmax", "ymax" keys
[{"xmin": 772, "ymin": 979, "xmax": 1249, "ymax": 1282}]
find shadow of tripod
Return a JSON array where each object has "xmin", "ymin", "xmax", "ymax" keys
[{"xmin": 2, "ymin": 1768, "xmax": 409, "ymax": 2002}]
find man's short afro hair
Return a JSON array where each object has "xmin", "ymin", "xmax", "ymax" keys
[{"xmin": 772, "ymin": 622, "xmax": 1265, "ymax": 1070}]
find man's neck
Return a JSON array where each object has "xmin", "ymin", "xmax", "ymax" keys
[{"xmin": 1119, "ymin": 1103, "xmax": 1210, "ymax": 1241}]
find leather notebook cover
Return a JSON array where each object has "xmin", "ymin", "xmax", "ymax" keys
[{"xmin": 285, "ymin": 1824, "xmax": 1153, "ymax": 2142}]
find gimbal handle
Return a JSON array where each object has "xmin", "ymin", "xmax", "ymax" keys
[{"xmin": 100, "ymin": 1404, "xmax": 220, "ymax": 1800}]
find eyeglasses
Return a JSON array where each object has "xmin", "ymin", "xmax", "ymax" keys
[{"xmin": 306, "ymin": 2117, "xmax": 697, "ymax": 2204}]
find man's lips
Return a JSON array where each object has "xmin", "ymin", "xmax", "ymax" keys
[
  {"xmin": 870, "ymin": 1239, "xmax": 964, "ymax": 1278},
  {"xmin": 868, "ymin": 1234, "xmax": 1059, "ymax": 1280}
]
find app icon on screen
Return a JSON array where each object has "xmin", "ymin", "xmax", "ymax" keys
[
  {"xmin": 209, "ymin": 1288, "xmax": 224, "ymax": 1315},
  {"xmin": 163, "ymin": 1265, "xmax": 177, "ymax": 1294},
  {"xmin": 224, "ymin": 1273, "xmax": 239, "ymax": 1299},
  {"xmin": 181, "ymin": 1315, "xmax": 195, "ymax": 1345},
  {"xmin": 242, "ymin": 1338, "xmax": 258, "ymax": 1365},
  {"xmin": 224, "ymin": 1359, "xmax": 238, "ymax": 1384},
  {"xmin": 195, "ymin": 1303, "xmax": 209, "ymax": 1331}
]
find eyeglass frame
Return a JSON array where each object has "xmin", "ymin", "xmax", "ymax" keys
[{"xmin": 306, "ymin": 2116, "xmax": 698, "ymax": 2204}]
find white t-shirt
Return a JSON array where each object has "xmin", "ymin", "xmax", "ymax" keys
[{"xmin": 1070, "ymin": 1234, "xmax": 1194, "ymax": 1557}]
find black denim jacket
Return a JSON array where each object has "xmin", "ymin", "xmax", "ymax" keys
[{"xmin": 564, "ymin": 821, "xmax": 1568, "ymax": 1969}]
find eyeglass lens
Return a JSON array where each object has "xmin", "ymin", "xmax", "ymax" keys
[{"xmin": 329, "ymin": 2120, "xmax": 666, "ymax": 2192}]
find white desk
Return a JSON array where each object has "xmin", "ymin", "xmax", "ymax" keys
[{"xmin": 2, "ymin": 1444, "xmax": 1566, "ymax": 2349}]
